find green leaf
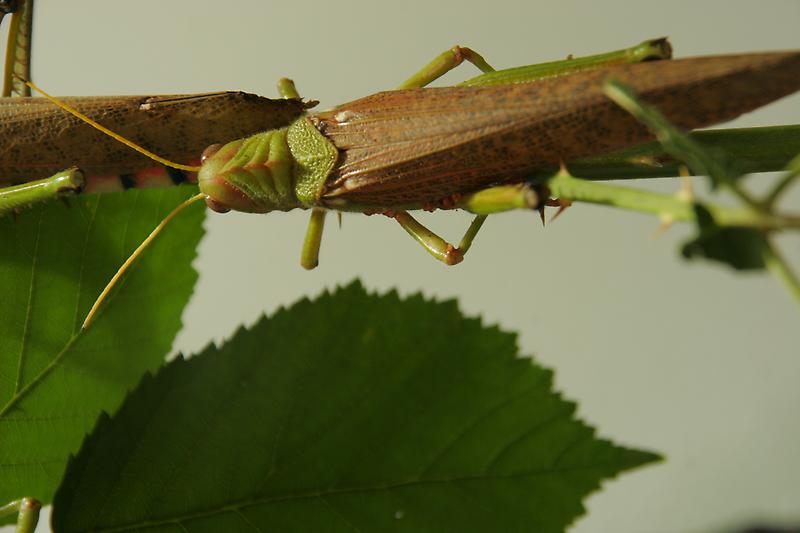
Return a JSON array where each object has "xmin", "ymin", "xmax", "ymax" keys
[
  {"xmin": 562, "ymin": 125, "xmax": 800, "ymax": 181},
  {"xmin": 0, "ymin": 187, "xmax": 205, "ymax": 509},
  {"xmin": 682, "ymin": 204, "xmax": 769, "ymax": 270},
  {"xmin": 53, "ymin": 282, "xmax": 660, "ymax": 532}
]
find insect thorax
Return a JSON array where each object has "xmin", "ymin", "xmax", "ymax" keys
[{"xmin": 198, "ymin": 117, "xmax": 338, "ymax": 213}]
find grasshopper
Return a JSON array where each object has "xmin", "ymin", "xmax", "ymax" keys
[{"xmin": 2, "ymin": 2, "xmax": 800, "ymax": 329}]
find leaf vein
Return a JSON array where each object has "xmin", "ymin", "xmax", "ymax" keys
[
  {"xmin": 93, "ymin": 462, "xmax": 630, "ymax": 533},
  {"xmin": 71, "ymin": 195, "xmax": 101, "ymax": 331},
  {"xmin": 14, "ymin": 208, "xmax": 43, "ymax": 394}
]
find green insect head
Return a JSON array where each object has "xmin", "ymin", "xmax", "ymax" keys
[
  {"xmin": 198, "ymin": 118, "xmax": 339, "ymax": 215},
  {"xmin": 198, "ymin": 129, "xmax": 300, "ymax": 214}
]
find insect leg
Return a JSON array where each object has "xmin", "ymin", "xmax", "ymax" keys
[
  {"xmin": 391, "ymin": 211, "xmax": 487, "ymax": 266},
  {"xmin": 456, "ymin": 183, "xmax": 541, "ymax": 214},
  {"xmin": 277, "ymin": 77, "xmax": 301, "ymax": 99},
  {"xmin": 0, "ymin": 167, "xmax": 85, "ymax": 216},
  {"xmin": 275, "ymin": 79, "xmax": 332, "ymax": 270},
  {"xmin": 460, "ymin": 38, "xmax": 672, "ymax": 87},
  {"xmin": 393, "ymin": 182, "xmax": 552, "ymax": 264},
  {"xmin": 2, "ymin": 0, "xmax": 33, "ymax": 96},
  {"xmin": 0, "ymin": 497, "xmax": 41, "ymax": 533},
  {"xmin": 300, "ymin": 208, "xmax": 326, "ymax": 270},
  {"xmin": 456, "ymin": 214, "xmax": 487, "ymax": 255},
  {"xmin": 396, "ymin": 46, "xmax": 496, "ymax": 89}
]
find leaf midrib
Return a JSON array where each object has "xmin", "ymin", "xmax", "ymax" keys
[
  {"xmin": 0, "ymin": 333, "xmax": 81, "ymax": 418},
  {"xmin": 86, "ymin": 462, "xmax": 629, "ymax": 533},
  {"xmin": 14, "ymin": 209, "xmax": 43, "ymax": 395}
]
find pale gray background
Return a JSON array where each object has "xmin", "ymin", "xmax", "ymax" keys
[{"xmin": 6, "ymin": 0, "xmax": 800, "ymax": 531}]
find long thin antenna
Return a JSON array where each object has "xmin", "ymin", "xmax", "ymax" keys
[
  {"xmin": 24, "ymin": 78, "xmax": 201, "ymax": 172},
  {"xmin": 82, "ymin": 192, "xmax": 206, "ymax": 330}
]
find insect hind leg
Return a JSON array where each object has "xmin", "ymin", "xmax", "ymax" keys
[
  {"xmin": 391, "ymin": 211, "xmax": 489, "ymax": 266},
  {"xmin": 397, "ymin": 46, "xmax": 496, "ymax": 89}
]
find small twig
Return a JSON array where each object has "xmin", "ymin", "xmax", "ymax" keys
[
  {"xmin": 763, "ymin": 152, "xmax": 800, "ymax": 208},
  {"xmin": 546, "ymin": 170, "xmax": 799, "ymax": 230},
  {"xmin": 762, "ymin": 239, "xmax": 800, "ymax": 304},
  {"xmin": 603, "ymin": 80, "xmax": 765, "ymax": 211}
]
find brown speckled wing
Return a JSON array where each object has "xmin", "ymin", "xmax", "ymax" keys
[
  {"xmin": 316, "ymin": 52, "xmax": 800, "ymax": 206},
  {"xmin": 0, "ymin": 92, "xmax": 308, "ymax": 183}
]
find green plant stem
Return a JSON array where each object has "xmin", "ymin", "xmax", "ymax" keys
[
  {"xmin": 604, "ymin": 81, "xmax": 769, "ymax": 212},
  {"xmin": 546, "ymin": 171, "xmax": 799, "ymax": 230},
  {"xmin": 764, "ymin": 151, "xmax": 800, "ymax": 208},
  {"xmin": 763, "ymin": 240, "xmax": 800, "ymax": 304}
]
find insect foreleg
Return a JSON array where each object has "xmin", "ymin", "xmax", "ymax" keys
[
  {"xmin": 0, "ymin": 167, "xmax": 84, "ymax": 216},
  {"xmin": 300, "ymin": 208, "xmax": 326, "ymax": 270},
  {"xmin": 396, "ymin": 46, "xmax": 496, "ymax": 90},
  {"xmin": 273, "ymin": 79, "xmax": 330, "ymax": 270}
]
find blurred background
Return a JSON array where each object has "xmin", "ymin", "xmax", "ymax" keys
[{"xmin": 7, "ymin": 0, "xmax": 800, "ymax": 531}]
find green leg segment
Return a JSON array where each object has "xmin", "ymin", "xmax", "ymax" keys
[
  {"xmin": 393, "ymin": 211, "xmax": 493, "ymax": 266},
  {"xmin": 457, "ymin": 214, "xmax": 487, "ymax": 255},
  {"xmin": 0, "ymin": 498, "xmax": 41, "ymax": 533},
  {"xmin": 456, "ymin": 183, "xmax": 541, "ymax": 214},
  {"xmin": 397, "ymin": 45, "xmax": 496, "ymax": 90},
  {"xmin": 394, "ymin": 211, "xmax": 464, "ymax": 265},
  {"xmin": 280, "ymin": 78, "xmax": 328, "ymax": 270},
  {"xmin": 300, "ymin": 208, "xmax": 326, "ymax": 270},
  {"xmin": 277, "ymin": 77, "xmax": 301, "ymax": 99},
  {"xmin": 0, "ymin": 167, "xmax": 85, "ymax": 216},
  {"xmin": 460, "ymin": 37, "xmax": 671, "ymax": 87},
  {"xmin": 390, "ymin": 182, "xmax": 552, "ymax": 265}
]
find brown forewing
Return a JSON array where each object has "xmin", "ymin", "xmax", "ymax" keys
[
  {"xmin": 0, "ymin": 92, "xmax": 308, "ymax": 183},
  {"xmin": 315, "ymin": 52, "xmax": 800, "ymax": 206}
]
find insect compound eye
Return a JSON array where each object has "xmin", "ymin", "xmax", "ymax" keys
[
  {"xmin": 204, "ymin": 196, "xmax": 231, "ymax": 213},
  {"xmin": 201, "ymin": 143, "xmax": 223, "ymax": 162}
]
